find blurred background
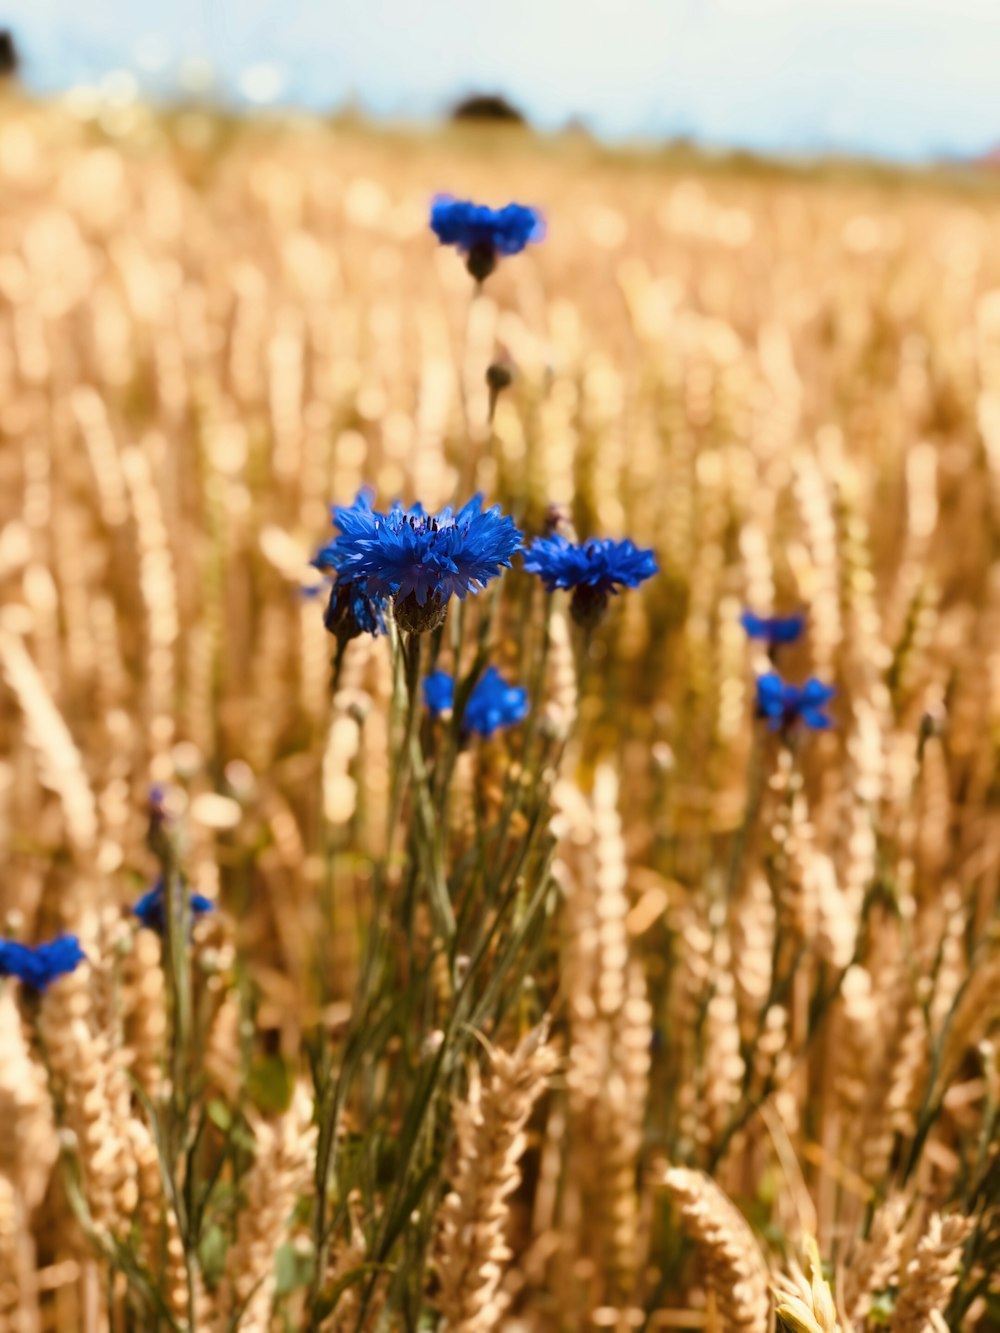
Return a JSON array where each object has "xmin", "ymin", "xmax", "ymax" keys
[
  {"xmin": 5, "ymin": 0, "xmax": 1000, "ymax": 163},
  {"xmin": 5, "ymin": 0, "xmax": 1000, "ymax": 1329}
]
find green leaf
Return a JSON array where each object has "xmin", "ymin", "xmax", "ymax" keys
[
  {"xmin": 274, "ymin": 1239, "xmax": 315, "ymax": 1296},
  {"xmin": 246, "ymin": 1053, "xmax": 295, "ymax": 1115},
  {"xmin": 869, "ymin": 1288, "xmax": 896, "ymax": 1324},
  {"xmin": 199, "ymin": 1224, "xmax": 228, "ymax": 1287},
  {"xmin": 207, "ymin": 1097, "xmax": 232, "ymax": 1132}
]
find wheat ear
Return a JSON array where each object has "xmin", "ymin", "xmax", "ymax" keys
[
  {"xmin": 435, "ymin": 1023, "xmax": 558, "ymax": 1332},
  {"xmin": 773, "ymin": 1237, "xmax": 843, "ymax": 1333},
  {"xmin": 890, "ymin": 1214, "xmax": 970, "ymax": 1333},
  {"xmin": 663, "ymin": 1167, "xmax": 770, "ymax": 1333},
  {"xmin": 216, "ymin": 1086, "xmax": 316, "ymax": 1333}
]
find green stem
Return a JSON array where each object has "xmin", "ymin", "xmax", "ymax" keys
[
  {"xmin": 409, "ymin": 732, "xmax": 456, "ymax": 942},
  {"xmin": 724, "ymin": 723, "xmax": 767, "ymax": 901},
  {"xmin": 310, "ymin": 629, "xmax": 426, "ymax": 1325}
]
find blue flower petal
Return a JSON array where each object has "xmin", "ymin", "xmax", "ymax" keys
[
  {"xmin": 133, "ymin": 879, "xmax": 215, "ymax": 934},
  {"xmin": 424, "ymin": 665, "xmax": 528, "ymax": 738},
  {"xmin": 754, "ymin": 670, "xmax": 834, "ymax": 731},
  {"xmin": 423, "ymin": 671, "xmax": 455, "ymax": 717},
  {"xmin": 741, "ymin": 610, "xmax": 805, "ymax": 646},
  {"xmin": 754, "ymin": 672, "xmax": 786, "ymax": 717},
  {"xmin": 0, "ymin": 934, "xmax": 86, "ymax": 991},
  {"xmin": 800, "ymin": 678, "xmax": 837, "ymax": 706},
  {"xmin": 463, "ymin": 666, "xmax": 529, "ymax": 737}
]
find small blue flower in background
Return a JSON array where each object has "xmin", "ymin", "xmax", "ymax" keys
[
  {"xmin": 466, "ymin": 667, "xmax": 529, "ymax": 737},
  {"xmin": 523, "ymin": 534, "xmax": 658, "ymax": 594},
  {"xmin": 0, "ymin": 934, "xmax": 86, "ymax": 991},
  {"xmin": 133, "ymin": 879, "xmax": 215, "ymax": 934},
  {"xmin": 424, "ymin": 666, "xmax": 529, "ymax": 738},
  {"xmin": 315, "ymin": 491, "xmax": 522, "ymax": 634},
  {"xmin": 523, "ymin": 533, "xmax": 658, "ymax": 627},
  {"xmin": 423, "ymin": 670, "xmax": 456, "ymax": 717},
  {"xmin": 430, "ymin": 195, "xmax": 545, "ymax": 281},
  {"xmin": 755, "ymin": 672, "xmax": 835, "ymax": 733},
  {"xmin": 741, "ymin": 610, "xmax": 805, "ymax": 653}
]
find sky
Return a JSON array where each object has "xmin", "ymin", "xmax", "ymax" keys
[{"xmin": 6, "ymin": 0, "xmax": 1000, "ymax": 162}]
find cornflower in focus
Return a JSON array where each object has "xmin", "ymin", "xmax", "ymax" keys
[
  {"xmin": 133, "ymin": 879, "xmax": 215, "ymax": 934},
  {"xmin": 314, "ymin": 490, "xmax": 522, "ymax": 634},
  {"xmin": 755, "ymin": 671, "xmax": 835, "ymax": 733},
  {"xmin": 0, "ymin": 935, "xmax": 86, "ymax": 991},
  {"xmin": 424, "ymin": 666, "xmax": 529, "ymax": 737},
  {"xmin": 740, "ymin": 609, "xmax": 805, "ymax": 656},
  {"xmin": 523, "ymin": 532, "xmax": 658, "ymax": 627},
  {"xmin": 430, "ymin": 195, "xmax": 545, "ymax": 281}
]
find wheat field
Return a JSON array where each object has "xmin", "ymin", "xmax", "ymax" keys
[{"xmin": 2, "ymin": 89, "xmax": 1000, "ymax": 1331}]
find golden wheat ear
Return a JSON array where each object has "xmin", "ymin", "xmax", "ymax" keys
[
  {"xmin": 662, "ymin": 1167, "xmax": 771, "ymax": 1333},
  {"xmin": 434, "ymin": 1022, "xmax": 559, "ymax": 1332}
]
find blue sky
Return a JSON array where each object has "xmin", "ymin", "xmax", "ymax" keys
[{"xmin": 7, "ymin": 0, "xmax": 999, "ymax": 161}]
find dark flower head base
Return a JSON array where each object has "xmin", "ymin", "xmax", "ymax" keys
[
  {"xmin": 466, "ymin": 242, "xmax": 498, "ymax": 283},
  {"xmin": 486, "ymin": 355, "xmax": 515, "ymax": 421},
  {"xmin": 430, "ymin": 196, "xmax": 544, "ymax": 282},
  {"xmin": 0, "ymin": 934, "xmax": 86, "ymax": 991},
  {"xmin": 523, "ymin": 532, "xmax": 658, "ymax": 627},
  {"xmin": 568, "ymin": 584, "xmax": 611, "ymax": 630},
  {"xmin": 755, "ymin": 671, "xmax": 835, "ymax": 735},
  {"xmin": 424, "ymin": 666, "xmax": 528, "ymax": 738},
  {"xmin": 395, "ymin": 592, "xmax": 448, "ymax": 635},
  {"xmin": 314, "ymin": 490, "xmax": 522, "ymax": 635}
]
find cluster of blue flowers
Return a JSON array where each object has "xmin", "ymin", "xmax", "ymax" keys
[
  {"xmin": 742, "ymin": 606, "xmax": 835, "ymax": 733},
  {"xmin": 306, "ymin": 196, "xmax": 665, "ymax": 752},
  {"xmin": 310, "ymin": 195, "xmax": 838, "ymax": 757},
  {"xmin": 0, "ymin": 934, "xmax": 86, "ymax": 992},
  {"xmin": 309, "ymin": 201, "xmax": 664, "ymax": 644},
  {"xmin": 430, "ymin": 195, "xmax": 545, "ymax": 282},
  {"xmin": 424, "ymin": 666, "xmax": 529, "ymax": 738}
]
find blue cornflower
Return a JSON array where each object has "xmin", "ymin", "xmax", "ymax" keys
[
  {"xmin": 424, "ymin": 666, "xmax": 529, "ymax": 738},
  {"xmin": 304, "ymin": 553, "xmax": 388, "ymax": 648},
  {"xmin": 0, "ymin": 934, "xmax": 86, "ymax": 991},
  {"xmin": 522, "ymin": 533, "xmax": 658, "ymax": 627},
  {"xmin": 133, "ymin": 879, "xmax": 215, "ymax": 934},
  {"xmin": 466, "ymin": 667, "xmax": 530, "ymax": 737},
  {"xmin": 741, "ymin": 610, "xmax": 805, "ymax": 653},
  {"xmin": 314, "ymin": 491, "xmax": 522, "ymax": 634},
  {"xmin": 322, "ymin": 577, "xmax": 387, "ymax": 646},
  {"xmin": 755, "ymin": 672, "xmax": 835, "ymax": 733},
  {"xmin": 430, "ymin": 195, "xmax": 545, "ymax": 281}
]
